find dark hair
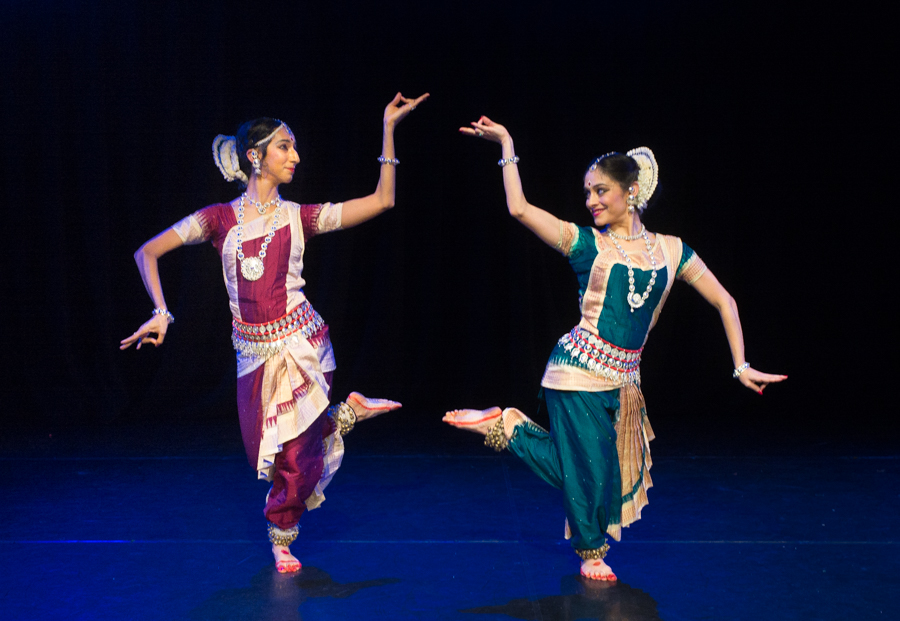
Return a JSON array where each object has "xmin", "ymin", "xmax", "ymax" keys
[
  {"xmin": 585, "ymin": 153, "xmax": 639, "ymax": 191},
  {"xmin": 234, "ymin": 117, "xmax": 285, "ymax": 179}
]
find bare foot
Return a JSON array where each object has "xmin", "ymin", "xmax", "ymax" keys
[
  {"xmin": 346, "ymin": 392, "xmax": 402, "ymax": 423},
  {"xmin": 442, "ymin": 407, "xmax": 502, "ymax": 435},
  {"xmin": 273, "ymin": 544, "xmax": 301, "ymax": 573},
  {"xmin": 581, "ymin": 558, "xmax": 616, "ymax": 581}
]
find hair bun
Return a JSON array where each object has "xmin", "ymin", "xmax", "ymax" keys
[
  {"xmin": 626, "ymin": 147, "xmax": 658, "ymax": 212},
  {"xmin": 212, "ymin": 134, "xmax": 248, "ymax": 183}
]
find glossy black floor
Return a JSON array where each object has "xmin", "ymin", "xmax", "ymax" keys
[{"xmin": 2, "ymin": 417, "xmax": 897, "ymax": 621}]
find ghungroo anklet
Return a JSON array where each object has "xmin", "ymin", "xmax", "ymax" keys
[
  {"xmin": 484, "ymin": 416, "xmax": 509, "ymax": 452},
  {"xmin": 330, "ymin": 402, "xmax": 357, "ymax": 436},
  {"xmin": 575, "ymin": 542, "xmax": 610, "ymax": 560},
  {"xmin": 267, "ymin": 522, "xmax": 299, "ymax": 547}
]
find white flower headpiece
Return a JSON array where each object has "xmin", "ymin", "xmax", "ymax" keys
[
  {"xmin": 626, "ymin": 146, "xmax": 658, "ymax": 213},
  {"xmin": 212, "ymin": 134, "xmax": 248, "ymax": 184}
]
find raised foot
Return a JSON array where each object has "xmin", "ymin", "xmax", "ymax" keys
[
  {"xmin": 442, "ymin": 407, "xmax": 502, "ymax": 435},
  {"xmin": 347, "ymin": 392, "xmax": 402, "ymax": 423},
  {"xmin": 273, "ymin": 545, "xmax": 301, "ymax": 573},
  {"xmin": 581, "ymin": 558, "xmax": 616, "ymax": 581}
]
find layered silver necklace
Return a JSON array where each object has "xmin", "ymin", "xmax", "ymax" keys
[
  {"xmin": 607, "ymin": 225, "xmax": 658, "ymax": 312},
  {"xmin": 236, "ymin": 193, "xmax": 283, "ymax": 281},
  {"xmin": 246, "ymin": 196, "xmax": 280, "ymax": 215}
]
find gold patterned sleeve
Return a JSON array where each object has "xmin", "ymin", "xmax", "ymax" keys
[
  {"xmin": 555, "ymin": 220, "xmax": 578, "ymax": 256},
  {"xmin": 675, "ymin": 240, "xmax": 708, "ymax": 284}
]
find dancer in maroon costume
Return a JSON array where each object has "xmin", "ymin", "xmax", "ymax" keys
[{"xmin": 122, "ymin": 92, "xmax": 429, "ymax": 572}]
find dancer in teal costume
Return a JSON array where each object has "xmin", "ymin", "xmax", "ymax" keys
[{"xmin": 444, "ymin": 116, "xmax": 787, "ymax": 581}]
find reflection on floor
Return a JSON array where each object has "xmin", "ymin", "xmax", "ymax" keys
[
  {"xmin": 462, "ymin": 575, "xmax": 661, "ymax": 621},
  {"xmin": 187, "ymin": 566, "xmax": 402, "ymax": 621},
  {"xmin": 0, "ymin": 420, "xmax": 897, "ymax": 620}
]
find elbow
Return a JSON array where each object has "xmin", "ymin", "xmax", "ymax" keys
[
  {"xmin": 508, "ymin": 202, "xmax": 527, "ymax": 220},
  {"xmin": 720, "ymin": 293, "xmax": 738, "ymax": 316},
  {"xmin": 134, "ymin": 245, "xmax": 147, "ymax": 265},
  {"xmin": 376, "ymin": 188, "xmax": 395, "ymax": 211}
]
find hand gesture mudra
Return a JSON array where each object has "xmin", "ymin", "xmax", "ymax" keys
[
  {"xmin": 737, "ymin": 366, "xmax": 787, "ymax": 395},
  {"xmin": 384, "ymin": 92, "xmax": 430, "ymax": 127},
  {"xmin": 459, "ymin": 115, "xmax": 510, "ymax": 144},
  {"xmin": 120, "ymin": 314, "xmax": 170, "ymax": 351}
]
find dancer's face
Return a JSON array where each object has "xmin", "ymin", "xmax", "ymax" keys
[
  {"xmin": 260, "ymin": 127, "xmax": 300, "ymax": 185},
  {"xmin": 583, "ymin": 169, "xmax": 636, "ymax": 228}
]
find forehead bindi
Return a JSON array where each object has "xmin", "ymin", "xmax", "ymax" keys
[
  {"xmin": 271, "ymin": 131, "xmax": 296, "ymax": 148},
  {"xmin": 584, "ymin": 171, "xmax": 613, "ymax": 188}
]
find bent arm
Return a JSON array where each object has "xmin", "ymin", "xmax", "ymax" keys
[
  {"xmin": 341, "ymin": 91, "xmax": 429, "ymax": 229},
  {"xmin": 497, "ymin": 136, "xmax": 564, "ymax": 248},
  {"xmin": 690, "ymin": 269, "xmax": 787, "ymax": 393},
  {"xmin": 340, "ymin": 122, "xmax": 398, "ymax": 229},
  {"xmin": 120, "ymin": 228, "xmax": 184, "ymax": 350},
  {"xmin": 463, "ymin": 117, "xmax": 562, "ymax": 249}
]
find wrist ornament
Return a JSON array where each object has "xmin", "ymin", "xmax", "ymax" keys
[
  {"xmin": 152, "ymin": 308, "xmax": 175, "ymax": 324},
  {"xmin": 733, "ymin": 362, "xmax": 750, "ymax": 379},
  {"xmin": 498, "ymin": 156, "xmax": 520, "ymax": 167},
  {"xmin": 377, "ymin": 156, "xmax": 399, "ymax": 166}
]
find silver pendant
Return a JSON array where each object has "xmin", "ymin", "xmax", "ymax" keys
[
  {"xmin": 241, "ymin": 256, "xmax": 265, "ymax": 281},
  {"xmin": 627, "ymin": 292, "xmax": 644, "ymax": 311}
]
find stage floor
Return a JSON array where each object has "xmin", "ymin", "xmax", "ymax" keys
[{"xmin": 1, "ymin": 420, "xmax": 897, "ymax": 621}]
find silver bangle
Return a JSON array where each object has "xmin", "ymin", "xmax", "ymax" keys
[
  {"xmin": 152, "ymin": 308, "xmax": 175, "ymax": 324},
  {"xmin": 377, "ymin": 156, "xmax": 399, "ymax": 165},
  {"xmin": 732, "ymin": 362, "xmax": 750, "ymax": 378},
  {"xmin": 498, "ymin": 156, "xmax": 520, "ymax": 167}
]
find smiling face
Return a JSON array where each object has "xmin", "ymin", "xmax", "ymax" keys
[
  {"xmin": 584, "ymin": 168, "xmax": 637, "ymax": 228},
  {"xmin": 252, "ymin": 126, "xmax": 299, "ymax": 185}
]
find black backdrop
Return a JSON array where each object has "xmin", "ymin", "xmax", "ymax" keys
[{"xmin": 1, "ymin": 0, "xmax": 893, "ymax": 453}]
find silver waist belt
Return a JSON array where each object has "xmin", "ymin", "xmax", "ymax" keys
[
  {"xmin": 559, "ymin": 327, "xmax": 642, "ymax": 384},
  {"xmin": 231, "ymin": 301, "xmax": 324, "ymax": 359}
]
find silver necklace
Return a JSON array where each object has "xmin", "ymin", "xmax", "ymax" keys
[
  {"xmin": 607, "ymin": 227, "xmax": 657, "ymax": 312},
  {"xmin": 236, "ymin": 194, "xmax": 283, "ymax": 281},
  {"xmin": 242, "ymin": 192, "xmax": 281, "ymax": 215},
  {"xmin": 606, "ymin": 224, "xmax": 646, "ymax": 242}
]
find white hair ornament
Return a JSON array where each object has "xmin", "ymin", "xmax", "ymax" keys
[
  {"xmin": 626, "ymin": 147, "xmax": 658, "ymax": 213},
  {"xmin": 212, "ymin": 134, "xmax": 249, "ymax": 184}
]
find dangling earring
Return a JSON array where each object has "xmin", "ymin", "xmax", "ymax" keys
[
  {"xmin": 627, "ymin": 191, "xmax": 637, "ymax": 214},
  {"xmin": 251, "ymin": 151, "xmax": 262, "ymax": 176}
]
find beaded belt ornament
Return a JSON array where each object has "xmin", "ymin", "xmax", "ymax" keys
[
  {"xmin": 231, "ymin": 301, "xmax": 324, "ymax": 359},
  {"xmin": 559, "ymin": 328, "xmax": 642, "ymax": 384}
]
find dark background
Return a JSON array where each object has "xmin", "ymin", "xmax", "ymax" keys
[{"xmin": 1, "ymin": 0, "xmax": 893, "ymax": 456}]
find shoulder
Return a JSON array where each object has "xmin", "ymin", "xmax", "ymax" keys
[
  {"xmin": 280, "ymin": 199, "xmax": 304, "ymax": 211},
  {"xmin": 652, "ymin": 232, "xmax": 686, "ymax": 256},
  {"xmin": 572, "ymin": 224, "xmax": 601, "ymax": 249},
  {"xmin": 201, "ymin": 201, "xmax": 236, "ymax": 214},
  {"xmin": 198, "ymin": 201, "xmax": 237, "ymax": 226},
  {"xmin": 653, "ymin": 233, "xmax": 708, "ymax": 282},
  {"xmin": 653, "ymin": 232, "xmax": 682, "ymax": 246},
  {"xmin": 567, "ymin": 224, "xmax": 602, "ymax": 265}
]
